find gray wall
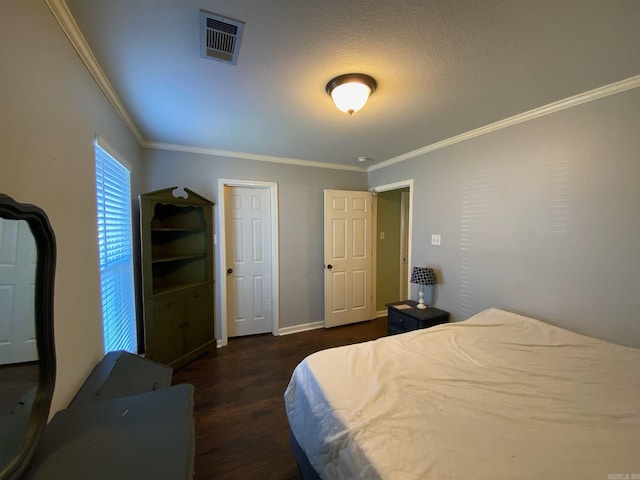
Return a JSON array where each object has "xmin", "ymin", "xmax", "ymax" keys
[
  {"xmin": 142, "ymin": 148, "xmax": 368, "ymax": 335},
  {"xmin": 0, "ymin": 1, "xmax": 143, "ymax": 413},
  {"xmin": 369, "ymin": 88, "xmax": 640, "ymax": 348}
]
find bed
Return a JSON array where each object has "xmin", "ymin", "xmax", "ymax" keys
[{"xmin": 284, "ymin": 308, "xmax": 640, "ymax": 479}]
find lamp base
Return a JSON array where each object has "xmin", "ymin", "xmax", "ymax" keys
[{"xmin": 417, "ymin": 289, "xmax": 427, "ymax": 309}]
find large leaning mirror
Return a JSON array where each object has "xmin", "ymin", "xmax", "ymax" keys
[{"xmin": 0, "ymin": 194, "xmax": 56, "ymax": 480}]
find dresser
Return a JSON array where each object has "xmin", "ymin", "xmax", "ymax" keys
[
  {"xmin": 386, "ymin": 300, "xmax": 449, "ymax": 335},
  {"xmin": 25, "ymin": 351, "xmax": 194, "ymax": 479}
]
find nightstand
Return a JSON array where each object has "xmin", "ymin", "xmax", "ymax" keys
[{"xmin": 386, "ymin": 300, "xmax": 449, "ymax": 335}]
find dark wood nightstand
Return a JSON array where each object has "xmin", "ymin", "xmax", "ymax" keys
[{"xmin": 386, "ymin": 300, "xmax": 449, "ymax": 335}]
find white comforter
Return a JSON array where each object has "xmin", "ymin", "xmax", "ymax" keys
[{"xmin": 284, "ymin": 308, "xmax": 640, "ymax": 479}]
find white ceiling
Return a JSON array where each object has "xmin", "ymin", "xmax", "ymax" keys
[{"xmin": 64, "ymin": 0, "xmax": 640, "ymax": 169}]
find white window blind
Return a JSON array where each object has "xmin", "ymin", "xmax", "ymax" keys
[{"xmin": 95, "ymin": 142, "xmax": 137, "ymax": 354}]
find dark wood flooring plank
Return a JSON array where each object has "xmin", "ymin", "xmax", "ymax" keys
[{"xmin": 173, "ymin": 317, "xmax": 387, "ymax": 480}]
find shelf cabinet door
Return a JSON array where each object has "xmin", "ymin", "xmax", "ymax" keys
[
  {"xmin": 148, "ymin": 293, "xmax": 185, "ymax": 365},
  {"xmin": 184, "ymin": 284, "xmax": 214, "ymax": 353}
]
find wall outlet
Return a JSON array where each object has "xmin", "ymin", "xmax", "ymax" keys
[{"xmin": 431, "ymin": 234, "xmax": 441, "ymax": 246}]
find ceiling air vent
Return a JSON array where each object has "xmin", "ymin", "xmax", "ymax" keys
[{"xmin": 199, "ymin": 10, "xmax": 245, "ymax": 65}]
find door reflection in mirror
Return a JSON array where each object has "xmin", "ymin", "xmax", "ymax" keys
[
  {"xmin": 0, "ymin": 217, "xmax": 40, "ymax": 472},
  {"xmin": 0, "ymin": 194, "xmax": 56, "ymax": 480},
  {"xmin": 0, "ymin": 218, "xmax": 38, "ymax": 364}
]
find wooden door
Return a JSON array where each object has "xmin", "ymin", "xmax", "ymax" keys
[{"xmin": 324, "ymin": 190, "xmax": 373, "ymax": 328}]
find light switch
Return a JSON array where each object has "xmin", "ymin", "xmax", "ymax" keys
[
  {"xmin": 380, "ymin": 232, "xmax": 385, "ymax": 240},
  {"xmin": 431, "ymin": 234, "xmax": 441, "ymax": 246}
]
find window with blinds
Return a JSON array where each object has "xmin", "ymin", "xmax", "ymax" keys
[{"xmin": 95, "ymin": 142, "xmax": 137, "ymax": 354}]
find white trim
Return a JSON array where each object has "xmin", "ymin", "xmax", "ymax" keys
[
  {"xmin": 45, "ymin": 1, "xmax": 361, "ymax": 173},
  {"xmin": 368, "ymin": 75, "xmax": 640, "ymax": 172},
  {"xmin": 45, "ymin": 0, "xmax": 143, "ymax": 144},
  {"xmin": 145, "ymin": 141, "xmax": 366, "ymax": 172},
  {"xmin": 371, "ymin": 179, "xmax": 414, "ymax": 306},
  {"xmin": 278, "ymin": 321, "xmax": 324, "ymax": 336},
  {"xmin": 376, "ymin": 309, "xmax": 387, "ymax": 318},
  {"xmin": 94, "ymin": 135, "xmax": 132, "ymax": 171},
  {"xmin": 218, "ymin": 179, "xmax": 280, "ymax": 347},
  {"xmin": 372, "ymin": 180, "xmax": 414, "ymax": 193},
  {"xmin": 44, "ymin": 3, "xmax": 640, "ymax": 173}
]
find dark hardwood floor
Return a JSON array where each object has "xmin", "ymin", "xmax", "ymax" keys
[
  {"xmin": 172, "ymin": 316, "xmax": 388, "ymax": 480},
  {"xmin": 0, "ymin": 362, "xmax": 39, "ymax": 414}
]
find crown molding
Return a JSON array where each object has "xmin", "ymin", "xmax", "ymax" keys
[
  {"xmin": 44, "ymin": 0, "xmax": 144, "ymax": 144},
  {"xmin": 43, "ymin": 1, "xmax": 639, "ymax": 174},
  {"xmin": 144, "ymin": 142, "xmax": 367, "ymax": 172},
  {"xmin": 369, "ymin": 74, "xmax": 640, "ymax": 172},
  {"xmin": 44, "ymin": 1, "xmax": 364, "ymax": 173}
]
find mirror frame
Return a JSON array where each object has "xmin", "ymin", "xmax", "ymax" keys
[{"xmin": 0, "ymin": 194, "xmax": 56, "ymax": 480}]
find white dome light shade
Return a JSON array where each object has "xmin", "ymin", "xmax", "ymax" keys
[
  {"xmin": 326, "ymin": 74, "xmax": 377, "ymax": 115},
  {"xmin": 330, "ymin": 82, "xmax": 371, "ymax": 114}
]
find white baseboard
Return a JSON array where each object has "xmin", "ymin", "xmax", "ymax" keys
[
  {"xmin": 376, "ymin": 309, "xmax": 387, "ymax": 318},
  {"xmin": 217, "ymin": 321, "xmax": 323, "ymax": 345},
  {"xmin": 278, "ymin": 321, "xmax": 324, "ymax": 336}
]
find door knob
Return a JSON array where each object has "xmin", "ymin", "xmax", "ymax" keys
[
  {"xmin": 326, "ymin": 264, "xmax": 333, "ymax": 270},
  {"xmin": 227, "ymin": 268, "xmax": 233, "ymax": 274}
]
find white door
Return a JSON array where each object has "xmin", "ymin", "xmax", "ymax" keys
[
  {"xmin": 324, "ymin": 190, "xmax": 373, "ymax": 328},
  {"xmin": 0, "ymin": 219, "xmax": 37, "ymax": 365},
  {"xmin": 224, "ymin": 186, "xmax": 273, "ymax": 337}
]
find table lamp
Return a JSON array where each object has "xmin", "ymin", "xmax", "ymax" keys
[{"xmin": 410, "ymin": 266, "xmax": 436, "ymax": 309}]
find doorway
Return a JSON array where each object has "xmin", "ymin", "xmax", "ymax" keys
[
  {"xmin": 373, "ymin": 180, "xmax": 413, "ymax": 315},
  {"xmin": 218, "ymin": 179, "xmax": 280, "ymax": 346}
]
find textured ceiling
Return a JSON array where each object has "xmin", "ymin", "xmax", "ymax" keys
[{"xmin": 64, "ymin": 0, "xmax": 640, "ymax": 168}]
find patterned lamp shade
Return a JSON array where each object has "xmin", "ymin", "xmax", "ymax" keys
[{"xmin": 410, "ymin": 266, "xmax": 436, "ymax": 286}]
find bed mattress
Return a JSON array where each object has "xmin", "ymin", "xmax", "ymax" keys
[{"xmin": 284, "ymin": 308, "xmax": 640, "ymax": 479}]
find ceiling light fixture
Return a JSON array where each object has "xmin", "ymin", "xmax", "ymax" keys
[{"xmin": 326, "ymin": 73, "xmax": 377, "ymax": 115}]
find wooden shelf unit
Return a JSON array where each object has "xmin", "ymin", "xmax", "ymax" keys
[{"xmin": 139, "ymin": 187, "xmax": 215, "ymax": 368}]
